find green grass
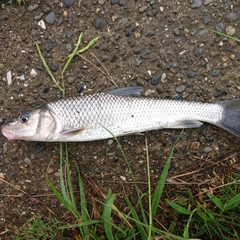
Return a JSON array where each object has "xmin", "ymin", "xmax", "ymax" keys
[{"xmin": 13, "ymin": 215, "xmax": 66, "ymax": 240}]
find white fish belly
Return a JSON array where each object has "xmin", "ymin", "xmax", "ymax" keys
[{"xmin": 48, "ymin": 94, "xmax": 224, "ymax": 142}]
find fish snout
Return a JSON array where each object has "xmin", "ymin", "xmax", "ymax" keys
[{"xmin": 1, "ymin": 125, "xmax": 16, "ymax": 140}]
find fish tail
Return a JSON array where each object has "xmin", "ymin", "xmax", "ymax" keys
[{"xmin": 217, "ymin": 98, "xmax": 240, "ymax": 138}]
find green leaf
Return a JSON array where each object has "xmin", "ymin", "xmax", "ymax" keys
[
  {"xmin": 223, "ymin": 193, "xmax": 240, "ymax": 211},
  {"xmin": 166, "ymin": 200, "xmax": 192, "ymax": 215}
]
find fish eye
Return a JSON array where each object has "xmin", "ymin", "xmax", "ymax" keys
[{"xmin": 19, "ymin": 115, "xmax": 29, "ymax": 123}]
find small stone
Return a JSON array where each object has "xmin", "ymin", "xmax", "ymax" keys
[
  {"xmin": 7, "ymin": 71, "xmax": 11, "ymax": 85},
  {"xmin": 24, "ymin": 158, "xmax": 31, "ymax": 165},
  {"xmin": 30, "ymin": 69, "xmax": 37, "ymax": 78},
  {"xmin": 174, "ymin": 27, "xmax": 180, "ymax": 36},
  {"xmin": 132, "ymin": 46, "xmax": 141, "ymax": 54},
  {"xmin": 35, "ymin": 142, "xmax": 46, "ymax": 152},
  {"xmin": 64, "ymin": 0, "xmax": 75, "ymax": 8},
  {"xmin": 221, "ymin": 56, "xmax": 229, "ymax": 63},
  {"xmin": 111, "ymin": 0, "xmax": 118, "ymax": 4},
  {"xmin": 204, "ymin": 0, "xmax": 213, "ymax": 5},
  {"xmin": 191, "ymin": 0, "xmax": 202, "ymax": 8},
  {"xmin": 215, "ymin": 22, "xmax": 224, "ymax": 33},
  {"xmin": 203, "ymin": 147, "xmax": 212, "ymax": 153},
  {"xmin": 144, "ymin": 29, "xmax": 156, "ymax": 37},
  {"xmin": 67, "ymin": 76, "xmax": 75, "ymax": 84},
  {"xmin": 203, "ymin": 17, "xmax": 211, "ymax": 25},
  {"xmin": 66, "ymin": 31, "xmax": 73, "ymax": 38},
  {"xmin": 224, "ymin": 12, "xmax": 238, "ymax": 23},
  {"xmin": 0, "ymin": 173, "xmax": 5, "ymax": 179},
  {"xmin": 19, "ymin": 75, "xmax": 25, "ymax": 81},
  {"xmin": 76, "ymin": 83, "xmax": 84, "ymax": 93},
  {"xmin": 119, "ymin": 0, "xmax": 126, "ymax": 6},
  {"xmin": 95, "ymin": 18, "xmax": 105, "ymax": 30},
  {"xmin": 45, "ymin": 43, "xmax": 53, "ymax": 51},
  {"xmin": 151, "ymin": 75, "xmax": 160, "ymax": 85},
  {"xmin": 46, "ymin": 12, "xmax": 55, "ymax": 25},
  {"xmin": 212, "ymin": 69, "xmax": 220, "ymax": 77},
  {"xmin": 43, "ymin": 85, "xmax": 50, "ymax": 93},
  {"xmin": 27, "ymin": 4, "xmax": 39, "ymax": 12},
  {"xmin": 191, "ymin": 141, "xmax": 200, "ymax": 150},
  {"xmin": 135, "ymin": 58, "xmax": 142, "ymax": 66},
  {"xmin": 108, "ymin": 139, "xmax": 114, "ymax": 145},
  {"xmin": 174, "ymin": 37, "xmax": 181, "ymax": 44},
  {"xmin": 199, "ymin": 29, "xmax": 208, "ymax": 36},
  {"xmin": 115, "ymin": 17, "xmax": 129, "ymax": 31},
  {"xmin": 230, "ymin": 54, "xmax": 235, "ymax": 61},
  {"xmin": 176, "ymin": 85, "xmax": 186, "ymax": 93},
  {"xmin": 136, "ymin": 78, "xmax": 145, "ymax": 86},
  {"xmin": 38, "ymin": 20, "xmax": 46, "ymax": 30},
  {"xmin": 225, "ymin": 26, "xmax": 235, "ymax": 36},
  {"xmin": 139, "ymin": 6, "xmax": 148, "ymax": 13},
  {"xmin": 98, "ymin": 0, "xmax": 107, "ymax": 4},
  {"xmin": 47, "ymin": 168, "xmax": 54, "ymax": 174},
  {"xmin": 156, "ymin": 84, "xmax": 164, "ymax": 93},
  {"xmin": 34, "ymin": 13, "xmax": 44, "ymax": 21},
  {"xmin": 51, "ymin": 64, "xmax": 58, "ymax": 72},
  {"xmin": 66, "ymin": 43, "xmax": 72, "ymax": 52},
  {"xmin": 187, "ymin": 70, "xmax": 195, "ymax": 78}
]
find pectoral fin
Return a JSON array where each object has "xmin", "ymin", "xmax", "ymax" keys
[
  {"xmin": 60, "ymin": 126, "xmax": 89, "ymax": 137},
  {"xmin": 168, "ymin": 120, "xmax": 203, "ymax": 129}
]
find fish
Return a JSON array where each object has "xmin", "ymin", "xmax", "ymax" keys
[{"xmin": 2, "ymin": 86, "xmax": 240, "ymax": 142}]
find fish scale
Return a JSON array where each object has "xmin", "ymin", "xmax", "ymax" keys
[{"xmin": 2, "ymin": 86, "xmax": 240, "ymax": 142}]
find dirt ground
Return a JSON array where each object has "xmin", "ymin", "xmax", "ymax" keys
[{"xmin": 0, "ymin": 0, "xmax": 240, "ymax": 238}]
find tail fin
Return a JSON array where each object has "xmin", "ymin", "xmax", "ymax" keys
[{"xmin": 216, "ymin": 98, "xmax": 240, "ymax": 138}]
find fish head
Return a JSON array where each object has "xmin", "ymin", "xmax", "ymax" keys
[{"xmin": 2, "ymin": 108, "xmax": 57, "ymax": 141}]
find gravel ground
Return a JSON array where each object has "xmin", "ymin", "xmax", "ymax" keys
[{"xmin": 0, "ymin": 0, "xmax": 240, "ymax": 238}]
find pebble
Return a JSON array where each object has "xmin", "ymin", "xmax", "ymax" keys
[
  {"xmin": 225, "ymin": 26, "xmax": 235, "ymax": 36},
  {"xmin": 115, "ymin": 17, "xmax": 129, "ymax": 31},
  {"xmin": 156, "ymin": 84, "xmax": 164, "ymax": 93},
  {"xmin": 203, "ymin": 17, "xmax": 211, "ymax": 25},
  {"xmin": 51, "ymin": 64, "xmax": 58, "ymax": 72},
  {"xmin": 34, "ymin": 13, "xmax": 44, "ymax": 21},
  {"xmin": 0, "ymin": 173, "xmax": 5, "ymax": 179},
  {"xmin": 203, "ymin": 147, "xmax": 212, "ymax": 153},
  {"xmin": 46, "ymin": 12, "xmax": 55, "ymax": 25},
  {"xmin": 174, "ymin": 37, "xmax": 181, "ymax": 44},
  {"xmin": 43, "ymin": 85, "xmax": 50, "ymax": 93},
  {"xmin": 151, "ymin": 75, "xmax": 160, "ymax": 85},
  {"xmin": 144, "ymin": 29, "xmax": 156, "ymax": 37},
  {"xmin": 95, "ymin": 18, "xmax": 105, "ymax": 30},
  {"xmin": 212, "ymin": 69, "xmax": 220, "ymax": 77},
  {"xmin": 7, "ymin": 71, "xmax": 12, "ymax": 85},
  {"xmin": 191, "ymin": 0, "xmax": 202, "ymax": 8},
  {"xmin": 135, "ymin": 58, "xmax": 142, "ymax": 66},
  {"xmin": 30, "ymin": 69, "xmax": 37, "ymax": 78},
  {"xmin": 24, "ymin": 158, "xmax": 31, "ymax": 165},
  {"xmin": 119, "ymin": 0, "xmax": 126, "ymax": 6},
  {"xmin": 204, "ymin": 0, "xmax": 213, "ymax": 5},
  {"xmin": 67, "ymin": 76, "xmax": 75, "ymax": 84},
  {"xmin": 139, "ymin": 6, "xmax": 148, "ymax": 13},
  {"xmin": 38, "ymin": 20, "xmax": 46, "ymax": 30},
  {"xmin": 224, "ymin": 12, "xmax": 238, "ymax": 23},
  {"xmin": 111, "ymin": 0, "xmax": 118, "ymax": 4},
  {"xmin": 27, "ymin": 4, "xmax": 39, "ymax": 12},
  {"xmin": 45, "ymin": 43, "xmax": 53, "ymax": 51},
  {"xmin": 176, "ymin": 85, "xmax": 186, "ymax": 93},
  {"xmin": 132, "ymin": 46, "xmax": 141, "ymax": 54},
  {"xmin": 191, "ymin": 141, "xmax": 200, "ymax": 150},
  {"xmin": 66, "ymin": 43, "xmax": 72, "ymax": 52},
  {"xmin": 174, "ymin": 27, "xmax": 180, "ymax": 36},
  {"xmin": 107, "ymin": 139, "xmax": 114, "ymax": 145},
  {"xmin": 187, "ymin": 70, "xmax": 196, "ymax": 78},
  {"xmin": 64, "ymin": 0, "xmax": 75, "ymax": 8},
  {"xmin": 199, "ymin": 29, "xmax": 208, "ymax": 36},
  {"xmin": 76, "ymin": 83, "xmax": 84, "ymax": 93},
  {"xmin": 35, "ymin": 142, "xmax": 46, "ymax": 152},
  {"xmin": 215, "ymin": 22, "xmax": 224, "ymax": 33}
]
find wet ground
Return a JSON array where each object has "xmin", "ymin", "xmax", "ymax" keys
[{"xmin": 0, "ymin": 0, "xmax": 240, "ymax": 238}]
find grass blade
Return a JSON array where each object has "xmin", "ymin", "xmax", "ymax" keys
[{"xmin": 151, "ymin": 130, "xmax": 183, "ymax": 218}]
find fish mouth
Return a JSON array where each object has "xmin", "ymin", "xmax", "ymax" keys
[{"xmin": 1, "ymin": 126, "xmax": 16, "ymax": 140}]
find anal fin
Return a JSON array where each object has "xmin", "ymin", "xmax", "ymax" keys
[{"xmin": 168, "ymin": 120, "xmax": 203, "ymax": 129}]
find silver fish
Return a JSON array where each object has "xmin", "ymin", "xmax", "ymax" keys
[{"xmin": 2, "ymin": 87, "xmax": 240, "ymax": 142}]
